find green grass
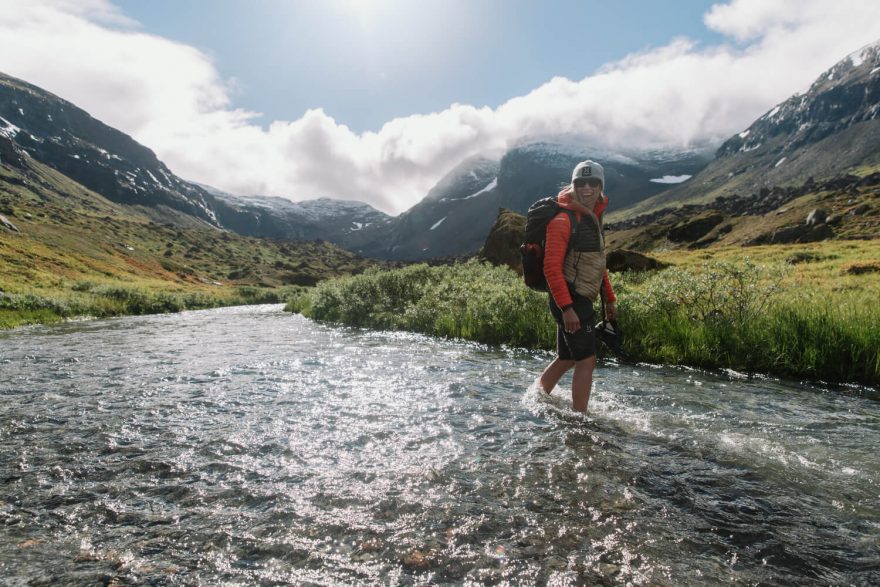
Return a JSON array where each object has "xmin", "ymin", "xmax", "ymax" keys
[
  {"xmin": 616, "ymin": 263, "xmax": 880, "ymax": 383},
  {"xmin": 0, "ymin": 281, "xmax": 310, "ymax": 329},
  {"xmin": 0, "ymin": 154, "xmax": 379, "ymax": 328},
  {"xmin": 286, "ymin": 247, "xmax": 880, "ymax": 385},
  {"xmin": 286, "ymin": 260, "xmax": 556, "ymax": 348}
]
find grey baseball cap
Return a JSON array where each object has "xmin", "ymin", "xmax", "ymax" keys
[{"xmin": 572, "ymin": 160, "xmax": 605, "ymax": 189}]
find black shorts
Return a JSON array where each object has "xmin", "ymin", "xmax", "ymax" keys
[{"xmin": 548, "ymin": 290, "xmax": 596, "ymax": 361}]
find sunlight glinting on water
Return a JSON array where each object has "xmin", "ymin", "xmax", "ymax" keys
[{"xmin": 1, "ymin": 305, "xmax": 878, "ymax": 585}]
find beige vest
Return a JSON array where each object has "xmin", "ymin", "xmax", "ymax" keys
[{"xmin": 562, "ymin": 210, "xmax": 606, "ymax": 300}]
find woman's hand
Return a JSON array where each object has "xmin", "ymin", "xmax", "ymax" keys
[
  {"xmin": 605, "ymin": 302, "xmax": 618, "ymax": 321},
  {"xmin": 562, "ymin": 308, "xmax": 580, "ymax": 333}
]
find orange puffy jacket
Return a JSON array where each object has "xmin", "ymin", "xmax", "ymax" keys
[{"xmin": 543, "ymin": 186, "xmax": 616, "ymax": 310}]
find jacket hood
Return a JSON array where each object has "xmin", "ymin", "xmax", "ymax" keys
[{"xmin": 557, "ymin": 185, "xmax": 608, "ymax": 217}]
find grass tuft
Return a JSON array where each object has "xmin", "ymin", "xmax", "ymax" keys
[{"xmin": 286, "ymin": 254, "xmax": 880, "ymax": 384}]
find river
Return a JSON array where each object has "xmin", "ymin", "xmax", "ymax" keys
[{"xmin": 1, "ymin": 305, "xmax": 878, "ymax": 585}]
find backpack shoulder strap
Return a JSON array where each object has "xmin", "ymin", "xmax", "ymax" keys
[
  {"xmin": 563, "ymin": 208, "xmax": 577, "ymax": 234},
  {"xmin": 559, "ymin": 208, "xmax": 577, "ymax": 252}
]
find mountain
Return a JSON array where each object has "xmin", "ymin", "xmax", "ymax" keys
[
  {"xmin": 495, "ymin": 140, "xmax": 712, "ymax": 214},
  {"xmin": 359, "ymin": 156, "xmax": 501, "ymax": 259},
  {"xmin": 199, "ymin": 184, "xmax": 392, "ymax": 250},
  {"xmin": 0, "ymin": 71, "xmax": 715, "ymax": 262},
  {"xmin": 0, "ymin": 135, "xmax": 381, "ymax": 295},
  {"xmin": 0, "ymin": 72, "xmax": 388, "ymax": 246},
  {"xmin": 0, "ymin": 73, "xmax": 222, "ymax": 227},
  {"xmin": 615, "ymin": 39, "xmax": 880, "ymax": 220},
  {"xmin": 364, "ymin": 142, "xmax": 710, "ymax": 261}
]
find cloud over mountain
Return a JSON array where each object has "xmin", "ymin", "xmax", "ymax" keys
[{"xmin": 2, "ymin": 0, "xmax": 879, "ymax": 214}]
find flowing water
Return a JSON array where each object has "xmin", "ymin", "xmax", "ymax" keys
[{"xmin": 1, "ymin": 305, "xmax": 878, "ymax": 586}]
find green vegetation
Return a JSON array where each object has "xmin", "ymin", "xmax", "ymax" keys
[
  {"xmin": 286, "ymin": 261, "xmax": 555, "ymax": 348},
  {"xmin": 0, "ymin": 156, "xmax": 378, "ymax": 328},
  {"xmin": 0, "ymin": 282, "xmax": 309, "ymax": 329},
  {"xmin": 286, "ymin": 242, "xmax": 880, "ymax": 384},
  {"xmin": 618, "ymin": 260, "xmax": 880, "ymax": 383}
]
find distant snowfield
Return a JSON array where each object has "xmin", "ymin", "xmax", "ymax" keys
[
  {"xmin": 462, "ymin": 177, "xmax": 498, "ymax": 200},
  {"xmin": 0, "ymin": 116, "xmax": 20, "ymax": 138},
  {"xmin": 430, "ymin": 216, "xmax": 447, "ymax": 230},
  {"xmin": 649, "ymin": 175, "xmax": 692, "ymax": 184}
]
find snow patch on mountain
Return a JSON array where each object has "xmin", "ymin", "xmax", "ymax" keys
[
  {"xmin": 461, "ymin": 177, "xmax": 498, "ymax": 200},
  {"xmin": 293, "ymin": 198, "xmax": 388, "ymax": 221},
  {"xmin": 0, "ymin": 116, "xmax": 19, "ymax": 138},
  {"xmin": 849, "ymin": 39, "xmax": 880, "ymax": 68},
  {"xmin": 650, "ymin": 175, "xmax": 692, "ymax": 184},
  {"xmin": 430, "ymin": 216, "xmax": 447, "ymax": 231},
  {"xmin": 515, "ymin": 140, "xmax": 640, "ymax": 166}
]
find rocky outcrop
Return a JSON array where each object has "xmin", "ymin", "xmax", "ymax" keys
[
  {"xmin": 806, "ymin": 208, "xmax": 830, "ymax": 226},
  {"xmin": 608, "ymin": 173, "xmax": 880, "ymax": 233},
  {"xmin": 746, "ymin": 223, "xmax": 834, "ymax": 245},
  {"xmin": 479, "ymin": 208, "xmax": 526, "ymax": 273},
  {"xmin": 0, "ymin": 213, "xmax": 19, "ymax": 232},
  {"xmin": 606, "ymin": 249, "xmax": 666, "ymax": 272},
  {"xmin": 0, "ymin": 135, "xmax": 24, "ymax": 168},
  {"xmin": 667, "ymin": 212, "xmax": 724, "ymax": 242}
]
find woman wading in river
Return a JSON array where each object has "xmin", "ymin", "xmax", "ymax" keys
[{"xmin": 538, "ymin": 160, "xmax": 617, "ymax": 412}]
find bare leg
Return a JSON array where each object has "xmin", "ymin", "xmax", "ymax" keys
[
  {"xmin": 539, "ymin": 357, "xmax": 575, "ymax": 393},
  {"xmin": 571, "ymin": 356, "xmax": 597, "ymax": 412}
]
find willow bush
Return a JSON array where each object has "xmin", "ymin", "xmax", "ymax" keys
[
  {"xmin": 287, "ymin": 258, "xmax": 880, "ymax": 384},
  {"xmin": 286, "ymin": 260, "xmax": 556, "ymax": 348},
  {"xmin": 0, "ymin": 282, "xmax": 293, "ymax": 328},
  {"xmin": 614, "ymin": 259, "xmax": 879, "ymax": 383}
]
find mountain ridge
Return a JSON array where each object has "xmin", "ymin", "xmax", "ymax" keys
[{"xmin": 612, "ymin": 38, "xmax": 880, "ymax": 222}]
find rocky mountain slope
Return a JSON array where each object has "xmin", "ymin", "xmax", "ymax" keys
[
  {"xmin": 0, "ymin": 72, "xmax": 389, "ymax": 247},
  {"xmin": 0, "ymin": 135, "xmax": 380, "ymax": 291},
  {"xmin": 199, "ymin": 184, "xmax": 392, "ymax": 251},
  {"xmin": 358, "ymin": 156, "xmax": 502, "ymax": 259},
  {"xmin": 365, "ymin": 142, "xmax": 710, "ymax": 261},
  {"xmin": 616, "ymin": 39, "xmax": 880, "ymax": 221},
  {"xmin": 495, "ymin": 141, "xmax": 711, "ymax": 214},
  {"xmin": 0, "ymin": 74, "xmax": 222, "ymax": 227}
]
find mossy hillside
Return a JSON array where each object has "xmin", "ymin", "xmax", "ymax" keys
[
  {"xmin": 0, "ymin": 157, "xmax": 379, "ymax": 327},
  {"xmin": 286, "ymin": 241, "xmax": 880, "ymax": 384},
  {"xmin": 605, "ymin": 171, "xmax": 880, "ymax": 251}
]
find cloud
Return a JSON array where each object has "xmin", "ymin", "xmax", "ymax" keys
[{"xmin": 1, "ymin": 0, "xmax": 879, "ymax": 214}]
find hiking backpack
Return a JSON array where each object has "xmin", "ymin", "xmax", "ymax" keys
[{"xmin": 519, "ymin": 197, "xmax": 575, "ymax": 291}]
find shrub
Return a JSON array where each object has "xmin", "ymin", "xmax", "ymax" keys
[
  {"xmin": 286, "ymin": 258, "xmax": 878, "ymax": 383},
  {"xmin": 288, "ymin": 260, "xmax": 555, "ymax": 348}
]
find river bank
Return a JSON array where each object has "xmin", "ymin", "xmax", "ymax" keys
[
  {"xmin": 285, "ymin": 241, "xmax": 880, "ymax": 386},
  {"xmin": 0, "ymin": 281, "xmax": 302, "ymax": 329}
]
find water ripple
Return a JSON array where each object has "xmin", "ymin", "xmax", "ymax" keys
[{"xmin": 0, "ymin": 305, "xmax": 878, "ymax": 585}]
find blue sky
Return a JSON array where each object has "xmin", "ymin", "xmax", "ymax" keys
[
  {"xmin": 117, "ymin": 0, "xmax": 725, "ymax": 132},
  {"xmin": 2, "ymin": 0, "xmax": 880, "ymax": 213}
]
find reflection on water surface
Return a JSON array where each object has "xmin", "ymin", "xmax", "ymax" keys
[{"xmin": 1, "ymin": 305, "xmax": 878, "ymax": 585}]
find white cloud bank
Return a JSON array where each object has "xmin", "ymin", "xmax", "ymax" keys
[{"xmin": 1, "ymin": 0, "xmax": 880, "ymax": 214}]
